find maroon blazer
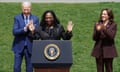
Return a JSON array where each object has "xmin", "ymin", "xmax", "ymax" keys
[{"xmin": 91, "ymin": 22, "xmax": 118, "ymax": 58}]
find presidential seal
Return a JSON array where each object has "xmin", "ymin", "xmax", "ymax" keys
[{"xmin": 44, "ymin": 44, "xmax": 60, "ymax": 60}]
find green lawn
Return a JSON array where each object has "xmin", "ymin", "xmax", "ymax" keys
[{"xmin": 0, "ymin": 2, "xmax": 120, "ymax": 72}]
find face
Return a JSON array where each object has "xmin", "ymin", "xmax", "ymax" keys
[
  {"xmin": 101, "ymin": 10, "xmax": 109, "ymax": 22},
  {"xmin": 45, "ymin": 12, "xmax": 54, "ymax": 26},
  {"xmin": 22, "ymin": 5, "xmax": 31, "ymax": 16}
]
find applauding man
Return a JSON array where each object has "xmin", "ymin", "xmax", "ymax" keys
[{"xmin": 12, "ymin": 1, "xmax": 39, "ymax": 72}]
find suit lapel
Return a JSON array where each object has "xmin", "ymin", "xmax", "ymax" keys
[
  {"xmin": 106, "ymin": 22, "xmax": 111, "ymax": 29},
  {"xmin": 30, "ymin": 14, "xmax": 36, "ymax": 25},
  {"xmin": 30, "ymin": 14, "xmax": 33, "ymax": 20},
  {"xmin": 20, "ymin": 13, "xmax": 25, "ymax": 26}
]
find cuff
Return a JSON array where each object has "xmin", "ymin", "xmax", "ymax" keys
[{"xmin": 24, "ymin": 27, "xmax": 28, "ymax": 32}]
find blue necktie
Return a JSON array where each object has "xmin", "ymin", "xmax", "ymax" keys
[
  {"xmin": 25, "ymin": 16, "xmax": 28, "ymax": 25},
  {"xmin": 24, "ymin": 16, "xmax": 29, "ymax": 46}
]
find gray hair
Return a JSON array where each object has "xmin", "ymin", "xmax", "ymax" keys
[{"xmin": 21, "ymin": 1, "xmax": 31, "ymax": 7}]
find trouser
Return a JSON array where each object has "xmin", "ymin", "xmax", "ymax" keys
[
  {"xmin": 96, "ymin": 58, "xmax": 113, "ymax": 72},
  {"xmin": 14, "ymin": 46, "xmax": 33, "ymax": 72}
]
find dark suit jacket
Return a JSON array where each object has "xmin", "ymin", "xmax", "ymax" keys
[
  {"xmin": 29, "ymin": 24, "xmax": 72, "ymax": 40},
  {"xmin": 91, "ymin": 22, "xmax": 118, "ymax": 58},
  {"xmin": 12, "ymin": 13, "xmax": 39, "ymax": 54}
]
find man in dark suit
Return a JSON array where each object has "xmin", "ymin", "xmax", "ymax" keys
[{"xmin": 12, "ymin": 1, "xmax": 39, "ymax": 72}]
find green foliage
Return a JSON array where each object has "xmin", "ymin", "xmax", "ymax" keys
[{"xmin": 0, "ymin": 2, "xmax": 120, "ymax": 72}]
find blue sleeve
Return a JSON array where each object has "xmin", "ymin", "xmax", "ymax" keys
[
  {"xmin": 12, "ymin": 17, "xmax": 26, "ymax": 36},
  {"xmin": 34, "ymin": 17, "xmax": 39, "ymax": 31}
]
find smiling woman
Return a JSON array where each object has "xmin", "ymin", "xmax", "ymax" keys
[
  {"xmin": 29, "ymin": 10, "xmax": 74, "ymax": 40},
  {"xmin": 91, "ymin": 8, "xmax": 118, "ymax": 72}
]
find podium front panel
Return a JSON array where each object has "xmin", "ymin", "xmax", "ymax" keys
[{"xmin": 31, "ymin": 40, "xmax": 72, "ymax": 67}]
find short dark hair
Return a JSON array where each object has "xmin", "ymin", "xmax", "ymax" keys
[
  {"xmin": 40, "ymin": 10, "xmax": 60, "ymax": 30},
  {"xmin": 99, "ymin": 8, "xmax": 114, "ymax": 24}
]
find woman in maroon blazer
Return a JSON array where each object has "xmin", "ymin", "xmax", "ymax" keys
[{"xmin": 91, "ymin": 8, "xmax": 118, "ymax": 72}]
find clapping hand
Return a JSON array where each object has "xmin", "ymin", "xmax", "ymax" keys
[
  {"xmin": 28, "ymin": 20, "xmax": 35, "ymax": 33},
  {"xmin": 96, "ymin": 23, "xmax": 105, "ymax": 31},
  {"xmin": 96, "ymin": 24, "xmax": 102, "ymax": 31},
  {"xmin": 24, "ymin": 23, "xmax": 30, "ymax": 32},
  {"xmin": 67, "ymin": 21, "xmax": 74, "ymax": 32}
]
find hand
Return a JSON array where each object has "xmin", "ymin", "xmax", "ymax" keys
[
  {"xmin": 25, "ymin": 23, "xmax": 30, "ymax": 29},
  {"xmin": 96, "ymin": 24, "xmax": 101, "ymax": 31},
  {"xmin": 24, "ymin": 20, "xmax": 34, "ymax": 32},
  {"xmin": 67, "ymin": 21, "xmax": 74, "ymax": 32},
  {"xmin": 29, "ymin": 23, "xmax": 35, "ymax": 33},
  {"xmin": 24, "ymin": 23, "xmax": 30, "ymax": 32},
  {"xmin": 25, "ymin": 20, "xmax": 33, "ymax": 29},
  {"xmin": 28, "ymin": 20, "xmax": 35, "ymax": 33},
  {"xmin": 96, "ymin": 24, "xmax": 105, "ymax": 31}
]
